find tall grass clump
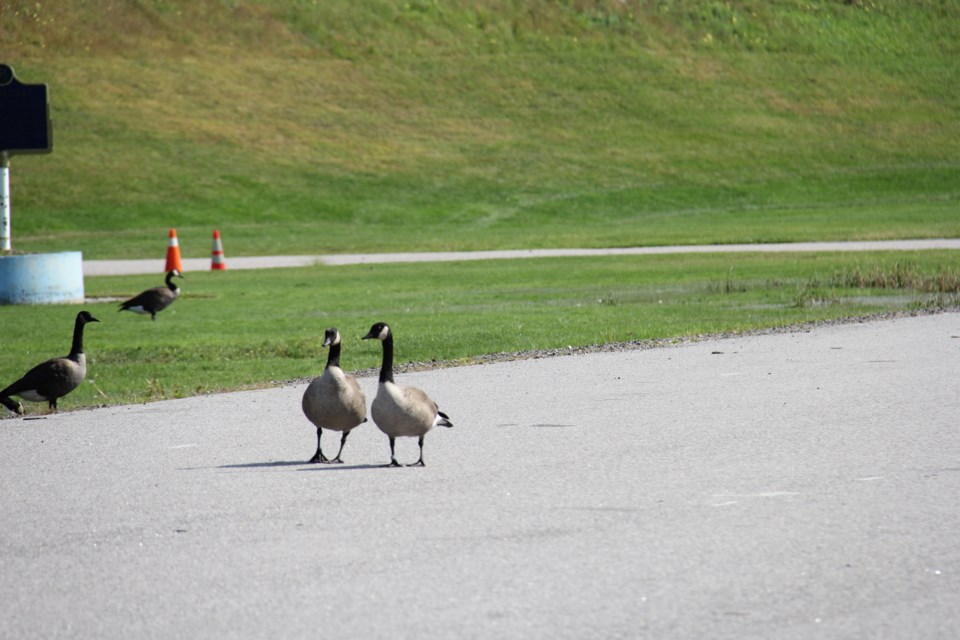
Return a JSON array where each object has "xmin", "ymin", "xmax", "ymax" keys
[{"xmin": 831, "ymin": 262, "xmax": 960, "ymax": 293}]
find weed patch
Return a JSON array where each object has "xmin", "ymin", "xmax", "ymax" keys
[{"xmin": 831, "ymin": 262, "xmax": 960, "ymax": 293}]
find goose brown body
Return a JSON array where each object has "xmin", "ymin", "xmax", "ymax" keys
[
  {"xmin": 362, "ymin": 322, "xmax": 453, "ymax": 467},
  {"xmin": 301, "ymin": 328, "xmax": 367, "ymax": 463},
  {"xmin": 370, "ymin": 382, "xmax": 442, "ymax": 439},
  {"xmin": 119, "ymin": 269, "xmax": 183, "ymax": 320}
]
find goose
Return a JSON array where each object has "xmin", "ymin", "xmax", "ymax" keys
[
  {"xmin": 362, "ymin": 322, "xmax": 453, "ymax": 467},
  {"xmin": 301, "ymin": 328, "xmax": 367, "ymax": 463},
  {"xmin": 118, "ymin": 269, "xmax": 183, "ymax": 320},
  {"xmin": 0, "ymin": 310, "xmax": 100, "ymax": 415}
]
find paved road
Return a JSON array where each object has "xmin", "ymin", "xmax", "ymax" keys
[
  {"xmin": 2, "ymin": 312, "xmax": 958, "ymax": 638},
  {"xmin": 83, "ymin": 238, "xmax": 960, "ymax": 275}
]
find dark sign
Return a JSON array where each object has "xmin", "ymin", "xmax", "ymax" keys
[{"xmin": 0, "ymin": 64, "xmax": 52, "ymax": 155}]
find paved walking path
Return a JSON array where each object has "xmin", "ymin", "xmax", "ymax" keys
[
  {"xmin": 83, "ymin": 238, "xmax": 960, "ymax": 276},
  {"xmin": 2, "ymin": 312, "xmax": 959, "ymax": 638}
]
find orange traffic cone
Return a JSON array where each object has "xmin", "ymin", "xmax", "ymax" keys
[
  {"xmin": 165, "ymin": 228, "xmax": 183, "ymax": 272},
  {"xmin": 211, "ymin": 229, "xmax": 227, "ymax": 270}
]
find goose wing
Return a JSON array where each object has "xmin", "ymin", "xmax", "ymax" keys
[
  {"xmin": 119, "ymin": 286, "xmax": 175, "ymax": 312},
  {"xmin": 346, "ymin": 375, "xmax": 367, "ymax": 409},
  {"xmin": 1, "ymin": 357, "xmax": 82, "ymax": 399},
  {"xmin": 402, "ymin": 386, "xmax": 441, "ymax": 422},
  {"xmin": 403, "ymin": 387, "xmax": 453, "ymax": 428}
]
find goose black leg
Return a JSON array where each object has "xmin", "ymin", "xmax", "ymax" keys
[
  {"xmin": 407, "ymin": 436, "xmax": 426, "ymax": 467},
  {"xmin": 387, "ymin": 436, "xmax": 402, "ymax": 467},
  {"xmin": 329, "ymin": 430, "xmax": 350, "ymax": 464},
  {"xmin": 308, "ymin": 426, "xmax": 329, "ymax": 464}
]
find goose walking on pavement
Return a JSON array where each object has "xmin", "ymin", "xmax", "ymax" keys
[
  {"xmin": 362, "ymin": 322, "xmax": 453, "ymax": 467},
  {"xmin": 1, "ymin": 311, "xmax": 100, "ymax": 415},
  {"xmin": 301, "ymin": 328, "xmax": 367, "ymax": 463}
]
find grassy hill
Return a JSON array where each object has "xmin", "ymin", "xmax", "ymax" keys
[{"xmin": 2, "ymin": 0, "xmax": 959, "ymax": 258}]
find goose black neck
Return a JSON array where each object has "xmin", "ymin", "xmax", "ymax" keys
[
  {"xmin": 378, "ymin": 334, "xmax": 395, "ymax": 384},
  {"xmin": 71, "ymin": 316, "xmax": 87, "ymax": 356},
  {"xmin": 325, "ymin": 341, "xmax": 342, "ymax": 369},
  {"xmin": 166, "ymin": 273, "xmax": 178, "ymax": 291}
]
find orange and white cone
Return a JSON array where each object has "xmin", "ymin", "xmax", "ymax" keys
[
  {"xmin": 165, "ymin": 228, "xmax": 183, "ymax": 272},
  {"xmin": 211, "ymin": 229, "xmax": 227, "ymax": 270}
]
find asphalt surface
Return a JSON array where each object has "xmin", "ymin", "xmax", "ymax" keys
[
  {"xmin": 2, "ymin": 312, "xmax": 958, "ymax": 638},
  {"xmin": 82, "ymin": 238, "xmax": 960, "ymax": 275}
]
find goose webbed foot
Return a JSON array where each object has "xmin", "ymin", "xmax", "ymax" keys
[
  {"xmin": 307, "ymin": 451, "xmax": 330, "ymax": 464},
  {"xmin": 327, "ymin": 456, "xmax": 345, "ymax": 464},
  {"xmin": 386, "ymin": 459, "xmax": 403, "ymax": 468}
]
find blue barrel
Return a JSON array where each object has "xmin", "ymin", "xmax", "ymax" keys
[{"xmin": 0, "ymin": 251, "xmax": 85, "ymax": 304}]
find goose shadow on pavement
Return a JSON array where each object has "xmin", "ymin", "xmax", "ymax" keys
[{"xmin": 209, "ymin": 460, "xmax": 385, "ymax": 471}]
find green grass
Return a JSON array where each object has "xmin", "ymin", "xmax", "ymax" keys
[
  {"xmin": 2, "ymin": 1, "xmax": 959, "ymax": 258},
  {"xmin": 1, "ymin": 252, "xmax": 958, "ymax": 415}
]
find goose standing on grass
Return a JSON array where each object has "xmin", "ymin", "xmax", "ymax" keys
[
  {"xmin": 118, "ymin": 269, "xmax": 183, "ymax": 320},
  {"xmin": 0, "ymin": 311, "xmax": 100, "ymax": 415},
  {"xmin": 301, "ymin": 328, "xmax": 367, "ymax": 463},
  {"xmin": 362, "ymin": 322, "xmax": 453, "ymax": 467}
]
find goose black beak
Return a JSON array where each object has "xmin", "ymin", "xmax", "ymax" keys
[{"xmin": 361, "ymin": 330, "xmax": 376, "ymax": 340}]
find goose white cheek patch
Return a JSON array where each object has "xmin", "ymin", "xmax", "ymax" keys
[{"xmin": 378, "ymin": 326, "xmax": 390, "ymax": 340}]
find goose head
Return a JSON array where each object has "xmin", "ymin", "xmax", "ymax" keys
[
  {"xmin": 322, "ymin": 328, "xmax": 342, "ymax": 348},
  {"xmin": 77, "ymin": 310, "xmax": 101, "ymax": 325},
  {"xmin": 168, "ymin": 269, "xmax": 185, "ymax": 280},
  {"xmin": 362, "ymin": 322, "xmax": 391, "ymax": 342}
]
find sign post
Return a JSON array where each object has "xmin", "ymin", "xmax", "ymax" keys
[
  {"xmin": 0, "ymin": 63, "xmax": 53, "ymax": 251},
  {"xmin": 1, "ymin": 152, "xmax": 9, "ymax": 251}
]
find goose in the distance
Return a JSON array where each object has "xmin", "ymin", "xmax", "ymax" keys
[
  {"xmin": 301, "ymin": 327, "xmax": 367, "ymax": 463},
  {"xmin": 118, "ymin": 269, "xmax": 183, "ymax": 320},
  {"xmin": 0, "ymin": 311, "xmax": 100, "ymax": 415},
  {"xmin": 362, "ymin": 322, "xmax": 453, "ymax": 467}
]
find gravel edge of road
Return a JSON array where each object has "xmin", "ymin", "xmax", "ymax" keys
[{"xmin": 322, "ymin": 304, "xmax": 960, "ymax": 381}]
